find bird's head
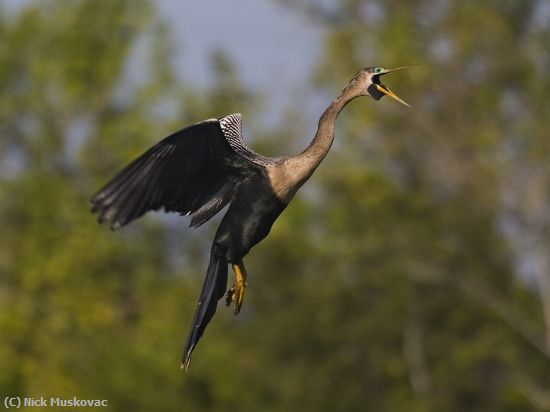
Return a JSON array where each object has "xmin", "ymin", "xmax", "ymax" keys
[{"xmin": 351, "ymin": 66, "xmax": 411, "ymax": 108}]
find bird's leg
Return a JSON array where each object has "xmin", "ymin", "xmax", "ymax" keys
[{"xmin": 225, "ymin": 259, "xmax": 248, "ymax": 315}]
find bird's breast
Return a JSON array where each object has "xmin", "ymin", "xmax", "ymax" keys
[{"xmin": 266, "ymin": 160, "xmax": 315, "ymax": 204}]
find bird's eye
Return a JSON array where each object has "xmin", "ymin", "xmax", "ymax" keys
[{"xmin": 374, "ymin": 67, "xmax": 383, "ymax": 74}]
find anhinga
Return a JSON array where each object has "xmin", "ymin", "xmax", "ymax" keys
[{"xmin": 91, "ymin": 66, "xmax": 411, "ymax": 370}]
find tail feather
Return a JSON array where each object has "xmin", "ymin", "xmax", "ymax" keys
[{"xmin": 182, "ymin": 251, "xmax": 228, "ymax": 370}]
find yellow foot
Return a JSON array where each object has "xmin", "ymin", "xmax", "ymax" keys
[
  {"xmin": 225, "ymin": 260, "xmax": 248, "ymax": 315},
  {"xmin": 225, "ymin": 280, "xmax": 246, "ymax": 315}
]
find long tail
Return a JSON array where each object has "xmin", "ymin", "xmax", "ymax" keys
[{"xmin": 182, "ymin": 250, "xmax": 228, "ymax": 370}]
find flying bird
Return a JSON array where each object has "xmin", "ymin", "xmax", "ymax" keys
[{"xmin": 90, "ymin": 66, "xmax": 411, "ymax": 370}]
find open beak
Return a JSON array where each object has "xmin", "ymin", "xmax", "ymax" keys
[
  {"xmin": 375, "ymin": 65, "xmax": 412, "ymax": 108},
  {"xmin": 381, "ymin": 65, "xmax": 412, "ymax": 74},
  {"xmin": 375, "ymin": 84, "xmax": 411, "ymax": 108}
]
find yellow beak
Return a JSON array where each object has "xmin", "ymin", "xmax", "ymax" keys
[
  {"xmin": 375, "ymin": 84, "xmax": 411, "ymax": 108},
  {"xmin": 382, "ymin": 65, "xmax": 414, "ymax": 74},
  {"xmin": 376, "ymin": 65, "xmax": 413, "ymax": 108}
]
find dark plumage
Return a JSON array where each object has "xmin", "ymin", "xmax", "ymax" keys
[
  {"xmin": 91, "ymin": 115, "xmax": 272, "ymax": 229},
  {"xmin": 91, "ymin": 66, "xmax": 411, "ymax": 369}
]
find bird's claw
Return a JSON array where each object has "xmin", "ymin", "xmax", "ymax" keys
[{"xmin": 225, "ymin": 280, "xmax": 246, "ymax": 315}]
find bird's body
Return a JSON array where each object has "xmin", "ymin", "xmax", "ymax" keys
[
  {"xmin": 215, "ymin": 172, "xmax": 287, "ymax": 261},
  {"xmin": 91, "ymin": 66, "xmax": 410, "ymax": 369}
]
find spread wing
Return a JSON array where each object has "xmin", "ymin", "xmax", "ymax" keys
[{"xmin": 91, "ymin": 113, "xmax": 269, "ymax": 229}]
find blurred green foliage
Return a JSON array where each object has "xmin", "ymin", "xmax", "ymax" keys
[{"xmin": 1, "ymin": 0, "xmax": 550, "ymax": 411}]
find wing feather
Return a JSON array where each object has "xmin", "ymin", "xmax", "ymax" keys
[{"xmin": 91, "ymin": 115, "xmax": 265, "ymax": 229}]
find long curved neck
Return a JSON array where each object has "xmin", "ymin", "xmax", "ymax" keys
[
  {"xmin": 291, "ymin": 83, "xmax": 359, "ymax": 180},
  {"xmin": 267, "ymin": 82, "xmax": 361, "ymax": 204}
]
